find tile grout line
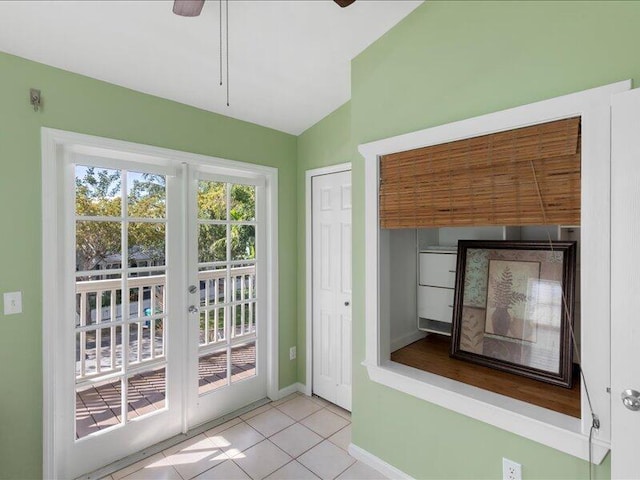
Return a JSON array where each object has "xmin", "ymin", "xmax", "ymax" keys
[{"xmin": 113, "ymin": 395, "xmax": 355, "ymax": 480}]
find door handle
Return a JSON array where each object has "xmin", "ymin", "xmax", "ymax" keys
[
  {"xmin": 188, "ymin": 305, "xmax": 199, "ymax": 314},
  {"xmin": 344, "ymin": 301, "xmax": 350, "ymax": 307},
  {"xmin": 621, "ymin": 389, "xmax": 640, "ymax": 411}
]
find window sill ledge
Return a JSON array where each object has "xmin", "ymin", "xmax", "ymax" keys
[{"xmin": 363, "ymin": 360, "xmax": 610, "ymax": 464}]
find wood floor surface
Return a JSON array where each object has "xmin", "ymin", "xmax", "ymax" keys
[{"xmin": 391, "ymin": 335, "xmax": 580, "ymax": 418}]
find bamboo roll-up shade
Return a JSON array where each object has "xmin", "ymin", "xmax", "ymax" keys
[{"xmin": 379, "ymin": 117, "xmax": 581, "ymax": 228}]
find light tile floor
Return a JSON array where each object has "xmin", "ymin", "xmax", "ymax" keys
[{"xmin": 108, "ymin": 393, "xmax": 387, "ymax": 480}]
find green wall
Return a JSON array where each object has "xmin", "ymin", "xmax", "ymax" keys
[
  {"xmin": 296, "ymin": 102, "xmax": 355, "ymax": 382},
  {"xmin": 299, "ymin": 1, "xmax": 640, "ymax": 478},
  {"xmin": 0, "ymin": 51, "xmax": 297, "ymax": 479},
  {"xmin": 4, "ymin": 1, "xmax": 640, "ymax": 478}
]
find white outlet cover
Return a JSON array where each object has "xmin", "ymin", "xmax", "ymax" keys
[
  {"xmin": 502, "ymin": 458, "xmax": 522, "ymax": 480},
  {"xmin": 3, "ymin": 291, "xmax": 23, "ymax": 315},
  {"xmin": 289, "ymin": 346, "xmax": 297, "ymax": 360}
]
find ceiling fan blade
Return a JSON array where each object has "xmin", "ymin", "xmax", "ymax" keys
[
  {"xmin": 173, "ymin": 0, "xmax": 205, "ymax": 17},
  {"xmin": 334, "ymin": 0, "xmax": 356, "ymax": 7}
]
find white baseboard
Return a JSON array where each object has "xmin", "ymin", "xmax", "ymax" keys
[
  {"xmin": 348, "ymin": 443, "xmax": 413, "ymax": 480},
  {"xmin": 390, "ymin": 330, "xmax": 426, "ymax": 353},
  {"xmin": 275, "ymin": 382, "xmax": 305, "ymax": 400}
]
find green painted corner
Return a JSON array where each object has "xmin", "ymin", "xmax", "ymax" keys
[
  {"xmin": 0, "ymin": 51, "xmax": 297, "ymax": 479},
  {"xmin": 295, "ymin": 101, "xmax": 355, "ymax": 384}
]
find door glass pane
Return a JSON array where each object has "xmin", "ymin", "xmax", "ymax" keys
[
  {"xmin": 242, "ymin": 269, "xmax": 257, "ymax": 300},
  {"xmin": 151, "ymin": 284, "xmax": 166, "ymax": 315},
  {"xmin": 99, "ymin": 289, "xmax": 123, "ymax": 323},
  {"xmin": 78, "ymin": 326, "xmax": 124, "ymax": 377},
  {"xmin": 76, "ymin": 278, "xmax": 122, "ymax": 329},
  {"xmin": 127, "ymin": 367, "xmax": 166, "ymax": 420},
  {"xmin": 129, "ymin": 320, "xmax": 161, "ymax": 364},
  {"xmin": 75, "ymin": 165, "xmax": 121, "ymax": 216},
  {"xmin": 128, "ymin": 273, "xmax": 166, "ymax": 318},
  {"xmin": 231, "ymin": 341, "xmax": 256, "ymax": 383},
  {"xmin": 153, "ymin": 318, "xmax": 165, "ymax": 358},
  {"xmin": 232, "ymin": 302, "xmax": 251, "ymax": 339},
  {"xmin": 230, "ymin": 265, "xmax": 256, "ymax": 301},
  {"xmin": 128, "ymin": 222, "xmax": 166, "ymax": 268},
  {"xmin": 76, "ymin": 221, "xmax": 122, "ymax": 272},
  {"xmin": 127, "ymin": 172, "xmax": 166, "ymax": 219},
  {"xmin": 198, "ymin": 181, "xmax": 227, "ymax": 220},
  {"xmin": 231, "ymin": 225, "xmax": 255, "ymax": 261},
  {"xmin": 199, "ymin": 266, "xmax": 227, "ymax": 307},
  {"xmin": 230, "ymin": 184, "xmax": 255, "ymax": 221},
  {"xmin": 199, "ymin": 224, "xmax": 227, "ymax": 262},
  {"xmin": 200, "ymin": 307, "xmax": 225, "ymax": 346},
  {"xmin": 199, "ymin": 349, "xmax": 228, "ymax": 395},
  {"xmin": 241, "ymin": 301, "xmax": 256, "ymax": 336},
  {"xmin": 128, "ymin": 287, "xmax": 143, "ymax": 320},
  {"xmin": 76, "ymin": 378, "xmax": 122, "ymax": 439},
  {"xmin": 76, "ymin": 326, "xmax": 123, "ymax": 378}
]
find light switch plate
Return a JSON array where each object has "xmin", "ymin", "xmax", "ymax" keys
[
  {"xmin": 3, "ymin": 291, "xmax": 22, "ymax": 315},
  {"xmin": 289, "ymin": 346, "xmax": 297, "ymax": 360}
]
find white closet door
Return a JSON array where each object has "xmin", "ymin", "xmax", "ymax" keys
[{"xmin": 312, "ymin": 170, "xmax": 352, "ymax": 411}]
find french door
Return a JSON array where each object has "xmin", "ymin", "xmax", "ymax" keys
[
  {"xmin": 46, "ymin": 136, "xmax": 272, "ymax": 479},
  {"xmin": 185, "ymin": 166, "xmax": 267, "ymax": 428}
]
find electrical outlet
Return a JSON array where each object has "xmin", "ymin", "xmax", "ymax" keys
[
  {"xmin": 502, "ymin": 458, "xmax": 522, "ymax": 480},
  {"xmin": 3, "ymin": 291, "xmax": 22, "ymax": 315},
  {"xmin": 289, "ymin": 346, "xmax": 297, "ymax": 360}
]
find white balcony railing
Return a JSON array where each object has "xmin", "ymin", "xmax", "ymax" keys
[{"xmin": 74, "ymin": 265, "xmax": 256, "ymax": 382}]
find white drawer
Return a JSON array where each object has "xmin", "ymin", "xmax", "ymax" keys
[
  {"xmin": 417, "ymin": 286, "xmax": 454, "ymax": 324},
  {"xmin": 419, "ymin": 252, "xmax": 457, "ymax": 288}
]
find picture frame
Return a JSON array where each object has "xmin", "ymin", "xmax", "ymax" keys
[{"xmin": 450, "ymin": 240, "xmax": 577, "ymax": 388}]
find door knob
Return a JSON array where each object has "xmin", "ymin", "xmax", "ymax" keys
[
  {"xmin": 621, "ymin": 389, "xmax": 640, "ymax": 411},
  {"xmin": 188, "ymin": 305, "xmax": 199, "ymax": 314},
  {"xmin": 344, "ymin": 301, "xmax": 350, "ymax": 306}
]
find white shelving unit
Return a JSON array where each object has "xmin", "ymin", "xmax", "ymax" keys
[{"xmin": 417, "ymin": 248, "xmax": 456, "ymax": 335}]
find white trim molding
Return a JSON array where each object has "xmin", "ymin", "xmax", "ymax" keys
[
  {"xmin": 348, "ymin": 443, "xmax": 414, "ymax": 480},
  {"xmin": 358, "ymin": 80, "xmax": 632, "ymax": 464},
  {"xmin": 275, "ymin": 382, "xmax": 306, "ymax": 400},
  {"xmin": 304, "ymin": 162, "xmax": 352, "ymax": 397},
  {"xmin": 41, "ymin": 128, "xmax": 280, "ymax": 478}
]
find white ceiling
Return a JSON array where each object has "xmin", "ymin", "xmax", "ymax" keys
[{"xmin": 0, "ymin": 0, "xmax": 422, "ymax": 135}]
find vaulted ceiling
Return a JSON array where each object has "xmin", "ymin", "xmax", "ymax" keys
[{"xmin": 0, "ymin": 0, "xmax": 422, "ymax": 134}]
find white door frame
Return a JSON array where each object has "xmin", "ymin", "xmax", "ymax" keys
[
  {"xmin": 304, "ymin": 162, "xmax": 352, "ymax": 396},
  {"xmin": 41, "ymin": 128, "xmax": 279, "ymax": 478}
]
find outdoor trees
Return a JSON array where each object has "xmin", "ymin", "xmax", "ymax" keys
[
  {"xmin": 76, "ymin": 168, "xmax": 167, "ymax": 276},
  {"xmin": 197, "ymin": 182, "xmax": 256, "ymax": 262},
  {"xmin": 76, "ymin": 169, "xmax": 256, "ymax": 274},
  {"xmin": 75, "ymin": 167, "xmax": 123, "ymax": 274}
]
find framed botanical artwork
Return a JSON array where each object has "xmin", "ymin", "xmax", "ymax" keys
[{"xmin": 450, "ymin": 240, "xmax": 577, "ymax": 388}]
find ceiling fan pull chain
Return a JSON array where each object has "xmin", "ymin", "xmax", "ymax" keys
[
  {"xmin": 219, "ymin": 0, "xmax": 222, "ymax": 86},
  {"xmin": 225, "ymin": 0, "xmax": 229, "ymax": 107}
]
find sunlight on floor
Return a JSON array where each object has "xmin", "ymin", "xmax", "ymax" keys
[{"xmin": 106, "ymin": 393, "xmax": 386, "ymax": 480}]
